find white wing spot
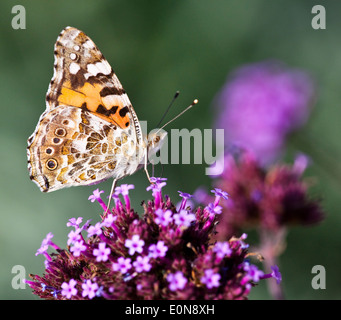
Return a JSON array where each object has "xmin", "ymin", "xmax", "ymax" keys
[
  {"xmin": 83, "ymin": 40, "xmax": 95, "ymax": 49},
  {"xmin": 95, "ymin": 61, "xmax": 111, "ymax": 75},
  {"xmin": 87, "ymin": 64, "xmax": 98, "ymax": 76},
  {"xmin": 86, "ymin": 61, "xmax": 111, "ymax": 77},
  {"xmin": 73, "ymin": 45, "xmax": 80, "ymax": 51},
  {"xmin": 70, "ymin": 53, "xmax": 77, "ymax": 60},
  {"xmin": 69, "ymin": 62, "xmax": 80, "ymax": 74}
]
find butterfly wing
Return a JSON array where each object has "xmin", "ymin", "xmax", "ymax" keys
[
  {"xmin": 27, "ymin": 27, "xmax": 145, "ymax": 192},
  {"xmin": 47, "ymin": 26, "xmax": 141, "ymax": 135},
  {"xmin": 28, "ymin": 105, "xmax": 141, "ymax": 192}
]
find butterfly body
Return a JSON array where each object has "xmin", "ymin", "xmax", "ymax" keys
[{"xmin": 27, "ymin": 27, "xmax": 165, "ymax": 193}]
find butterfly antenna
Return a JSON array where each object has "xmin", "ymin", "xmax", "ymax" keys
[
  {"xmin": 156, "ymin": 91, "xmax": 180, "ymax": 128},
  {"xmin": 156, "ymin": 99, "xmax": 199, "ymax": 134}
]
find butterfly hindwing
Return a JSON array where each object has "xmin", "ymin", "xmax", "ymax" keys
[{"xmin": 28, "ymin": 105, "xmax": 139, "ymax": 192}]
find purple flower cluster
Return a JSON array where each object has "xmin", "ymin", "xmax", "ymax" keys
[
  {"xmin": 202, "ymin": 152, "xmax": 324, "ymax": 240},
  {"xmin": 214, "ymin": 61, "xmax": 315, "ymax": 165},
  {"xmin": 26, "ymin": 178, "xmax": 280, "ymax": 300}
]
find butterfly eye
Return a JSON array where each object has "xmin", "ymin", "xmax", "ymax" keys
[{"xmin": 154, "ymin": 136, "xmax": 160, "ymax": 144}]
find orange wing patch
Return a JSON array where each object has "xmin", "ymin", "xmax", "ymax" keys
[{"xmin": 58, "ymin": 81, "xmax": 130, "ymax": 128}]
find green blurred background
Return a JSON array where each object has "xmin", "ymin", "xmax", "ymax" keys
[{"xmin": 0, "ymin": 0, "xmax": 340, "ymax": 299}]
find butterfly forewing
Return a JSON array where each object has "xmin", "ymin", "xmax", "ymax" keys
[{"xmin": 47, "ymin": 26, "xmax": 135, "ymax": 131}]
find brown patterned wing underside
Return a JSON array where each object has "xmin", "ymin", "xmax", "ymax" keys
[{"xmin": 27, "ymin": 106, "xmax": 142, "ymax": 192}]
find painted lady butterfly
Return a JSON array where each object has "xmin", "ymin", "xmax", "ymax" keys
[{"xmin": 27, "ymin": 27, "xmax": 170, "ymax": 197}]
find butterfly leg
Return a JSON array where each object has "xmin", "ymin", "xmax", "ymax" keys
[
  {"xmin": 151, "ymin": 161, "xmax": 155, "ymax": 178},
  {"xmin": 105, "ymin": 178, "xmax": 117, "ymax": 214},
  {"xmin": 144, "ymin": 150, "xmax": 153, "ymax": 184}
]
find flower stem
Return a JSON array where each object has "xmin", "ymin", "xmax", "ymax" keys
[{"xmin": 258, "ymin": 228, "xmax": 286, "ymax": 300}]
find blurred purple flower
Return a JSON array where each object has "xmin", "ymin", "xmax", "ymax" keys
[
  {"xmin": 112, "ymin": 257, "xmax": 132, "ymax": 274},
  {"xmin": 205, "ymin": 152, "xmax": 324, "ymax": 239},
  {"xmin": 88, "ymin": 189, "xmax": 104, "ymax": 202},
  {"xmin": 35, "ymin": 232, "xmax": 59, "ymax": 259},
  {"xmin": 67, "ymin": 230, "xmax": 81, "ymax": 246},
  {"xmin": 148, "ymin": 241, "xmax": 168, "ymax": 259},
  {"xmin": 271, "ymin": 265, "xmax": 282, "ymax": 284},
  {"xmin": 213, "ymin": 241, "xmax": 232, "ymax": 259},
  {"xmin": 243, "ymin": 262, "xmax": 264, "ymax": 283},
  {"xmin": 178, "ymin": 191, "xmax": 193, "ymax": 211},
  {"xmin": 133, "ymin": 256, "xmax": 152, "ymax": 273},
  {"xmin": 115, "ymin": 184, "xmax": 134, "ymax": 196},
  {"xmin": 201, "ymin": 269, "xmax": 221, "ymax": 289},
  {"xmin": 206, "ymin": 203, "xmax": 223, "ymax": 215},
  {"xmin": 154, "ymin": 209, "xmax": 173, "ymax": 226},
  {"xmin": 214, "ymin": 61, "xmax": 315, "ymax": 165},
  {"xmin": 173, "ymin": 210, "xmax": 196, "ymax": 228},
  {"xmin": 41, "ymin": 232, "xmax": 54, "ymax": 246},
  {"xmin": 82, "ymin": 280, "xmax": 99, "ymax": 299},
  {"xmin": 87, "ymin": 222, "xmax": 102, "ymax": 238},
  {"xmin": 125, "ymin": 235, "xmax": 145, "ymax": 256},
  {"xmin": 167, "ymin": 271, "xmax": 187, "ymax": 291},
  {"xmin": 102, "ymin": 214, "xmax": 117, "ymax": 228},
  {"xmin": 70, "ymin": 240, "xmax": 86, "ymax": 257},
  {"xmin": 88, "ymin": 189, "xmax": 107, "ymax": 211},
  {"xmin": 93, "ymin": 242, "xmax": 111, "ymax": 262},
  {"xmin": 66, "ymin": 217, "xmax": 83, "ymax": 228},
  {"xmin": 35, "ymin": 244, "xmax": 49, "ymax": 257},
  {"xmin": 61, "ymin": 279, "xmax": 77, "ymax": 299}
]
